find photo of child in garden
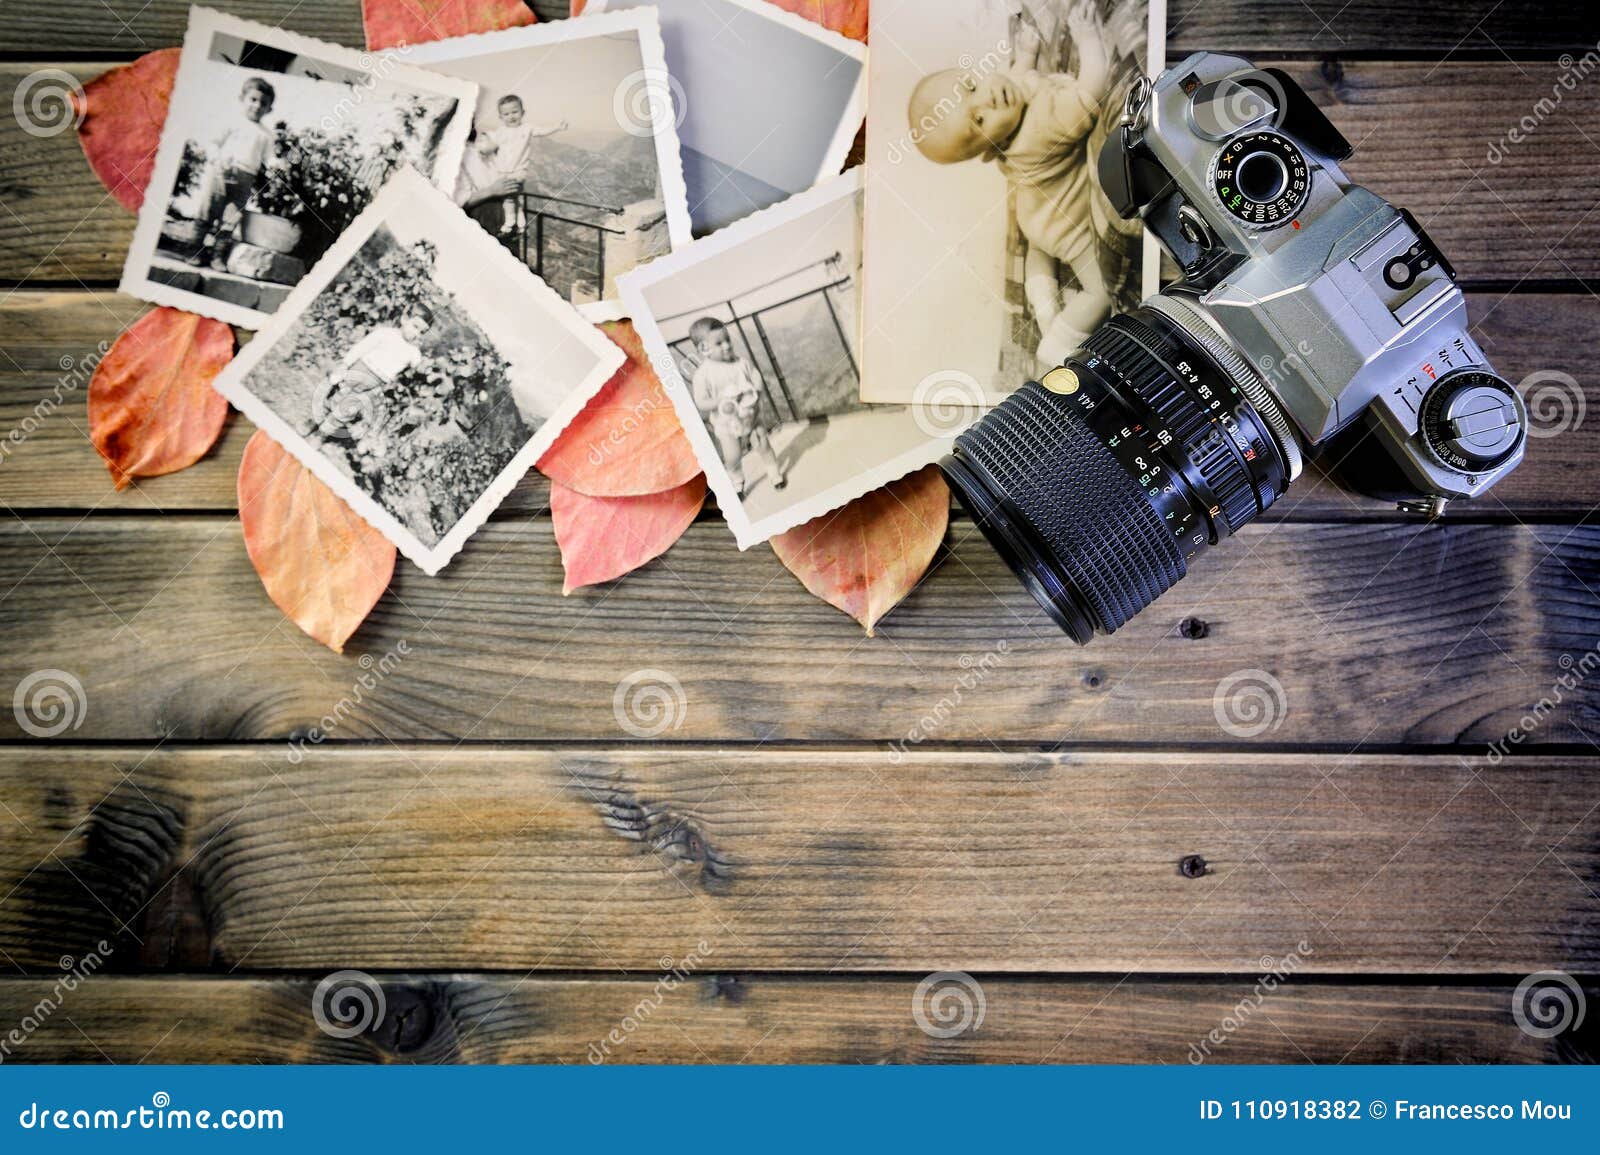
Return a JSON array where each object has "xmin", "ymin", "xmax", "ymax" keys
[{"xmin": 122, "ymin": 8, "xmax": 476, "ymax": 329}]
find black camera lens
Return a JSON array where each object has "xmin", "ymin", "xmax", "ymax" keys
[{"xmin": 942, "ymin": 302, "xmax": 1298, "ymax": 642}]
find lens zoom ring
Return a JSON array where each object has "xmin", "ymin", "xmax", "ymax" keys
[
  {"xmin": 954, "ymin": 380, "xmax": 1186, "ymax": 633},
  {"xmin": 1085, "ymin": 324, "xmax": 1261, "ymax": 533}
]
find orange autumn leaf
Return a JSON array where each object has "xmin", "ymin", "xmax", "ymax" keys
[
  {"xmin": 238, "ymin": 431, "xmax": 397, "ymax": 653},
  {"xmin": 72, "ymin": 48, "xmax": 180, "ymax": 212},
  {"xmin": 763, "ymin": 0, "xmax": 868, "ymax": 40},
  {"xmin": 571, "ymin": 0, "xmax": 865, "ymax": 39},
  {"xmin": 88, "ymin": 307, "xmax": 233, "ymax": 489},
  {"xmin": 362, "ymin": 0, "xmax": 535, "ymax": 49},
  {"xmin": 771, "ymin": 466, "xmax": 950, "ymax": 635},
  {"xmin": 537, "ymin": 321, "xmax": 700, "ymax": 497},
  {"xmin": 552, "ymin": 475, "xmax": 706, "ymax": 594}
]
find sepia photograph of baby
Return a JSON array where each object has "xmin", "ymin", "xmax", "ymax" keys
[
  {"xmin": 123, "ymin": 9, "xmax": 474, "ymax": 329},
  {"xmin": 862, "ymin": 0, "xmax": 1158, "ymax": 401},
  {"xmin": 406, "ymin": 11, "xmax": 692, "ymax": 321}
]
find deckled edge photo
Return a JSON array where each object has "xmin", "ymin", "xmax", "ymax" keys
[
  {"xmin": 404, "ymin": 8, "xmax": 694, "ymax": 322},
  {"xmin": 586, "ymin": 0, "xmax": 867, "ymax": 225},
  {"xmin": 120, "ymin": 5, "xmax": 479, "ymax": 331},
  {"xmin": 211, "ymin": 166, "xmax": 625, "ymax": 575},
  {"xmin": 619, "ymin": 170, "xmax": 957, "ymax": 551}
]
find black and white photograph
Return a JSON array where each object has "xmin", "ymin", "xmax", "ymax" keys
[
  {"xmin": 586, "ymin": 0, "xmax": 866, "ymax": 236},
  {"xmin": 862, "ymin": 0, "xmax": 1165, "ymax": 403},
  {"xmin": 120, "ymin": 6, "xmax": 478, "ymax": 329},
  {"xmin": 405, "ymin": 10, "xmax": 693, "ymax": 322},
  {"xmin": 212, "ymin": 167, "xmax": 625, "ymax": 575},
  {"xmin": 620, "ymin": 172, "xmax": 957, "ymax": 549}
]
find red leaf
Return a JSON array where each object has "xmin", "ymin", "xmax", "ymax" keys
[
  {"xmin": 363, "ymin": 0, "xmax": 536, "ymax": 49},
  {"xmin": 771, "ymin": 466, "xmax": 949, "ymax": 635},
  {"xmin": 73, "ymin": 48, "xmax": 180, "ymax": 212},
  {"xmin": 551, "ymin": 475, "xmax": 706, "ymax": 594},
  {"xmin": 537, "ymin": 321, "xmax": 700, "ymax": 498},
  {"xmin": 88, "ymin": 307, "xmax": 233, "ymax": 489},
  {"xmin": 571, "ymin": 0, "xmax": 865, "ymax": 40},
  {"xmin": 238, "ymin": 431, "xmax": 397, "ymax": 653},
  {"xmin": 761, "ymin": 0, "xmax": 868, "ymax": 40}
]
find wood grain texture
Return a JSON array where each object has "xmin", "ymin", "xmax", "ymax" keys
[
  {"xmin": 1, "ymin": 747, "xmax": 1596, "ymax": 973},
  {"xmin": 3, "ymin": 290, "xmax": 1593, "ymax": 515},
  {"xmin": 1, "ymin": 516, "xmax": 1596, "ymax": 744},
  {"xmin": 1, "ymin": 0, "xmax": 1592, "ymax": 57},
  {"xmin": 4, "ymin": 60, "xmax": 1600, "ymax": 283},
  {"xmin": 0, "ymin": 976, "xmax": 1592, "ymax": 1063}
]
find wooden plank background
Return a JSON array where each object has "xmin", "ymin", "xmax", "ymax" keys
[{"xmin": 0, "ymin": 0, "xmax": 1597, "ymax": 1063}]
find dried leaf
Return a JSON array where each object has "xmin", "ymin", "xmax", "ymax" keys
[
  {"xmin": 771, "ymin": 466, "xmax": 949, "ymax": 635},
  {"xmin": 762, "ymin": 0, "xmax": 868, "ymax": 40},
  {"xmin": 572, "ymin": 0, "xmax": 865, "ymax": 39},
  {"xmin": 552, "ymin": 475, "xmax": 706, "ymax": 594},
  {"xmin": 72, "ymin": 48, "xmax": 181, "ymax": 212},
  {"xmin": 88, "ymin": 307, "xmax": 233, "ymax": 489},
  {"xmin": 238, "ymin": 431, "xmax": 397, "ymax": 653},
  {"xmin": 537, "ymin": 321, "xmax": 700, "ymax": 497},
  {"xmin": 363, "ymin": 0, "xmax": 535, "ymax": 49}
]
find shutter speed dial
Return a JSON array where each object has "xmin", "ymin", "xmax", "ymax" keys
[{"xmin": 1419, "ymin": 370, "xmax": 1525, "ymax": 473}]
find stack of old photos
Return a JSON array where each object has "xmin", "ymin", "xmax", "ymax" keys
[{"xmin": 123, "ymin": 2, "xmax": 1163, "ymax": 574}]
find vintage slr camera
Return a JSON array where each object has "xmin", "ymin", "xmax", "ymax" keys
[{"xmin": 941, "ymin": 52, "xmax": 1528, "ymax": 642}]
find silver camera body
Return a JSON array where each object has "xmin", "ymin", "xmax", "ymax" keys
[{"xmin": 1100, "ymin": 51, "xmax": 1527, "ymax": 508}]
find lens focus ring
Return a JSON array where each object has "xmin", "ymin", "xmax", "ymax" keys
[{"xmin": 954, "ymin": 380, "xmax": 1186, "ymax": 635}]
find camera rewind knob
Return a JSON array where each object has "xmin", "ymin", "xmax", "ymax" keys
[{"xmin": 1419, "ymin": 371, "xmax": 1525, "ymax": 473}]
